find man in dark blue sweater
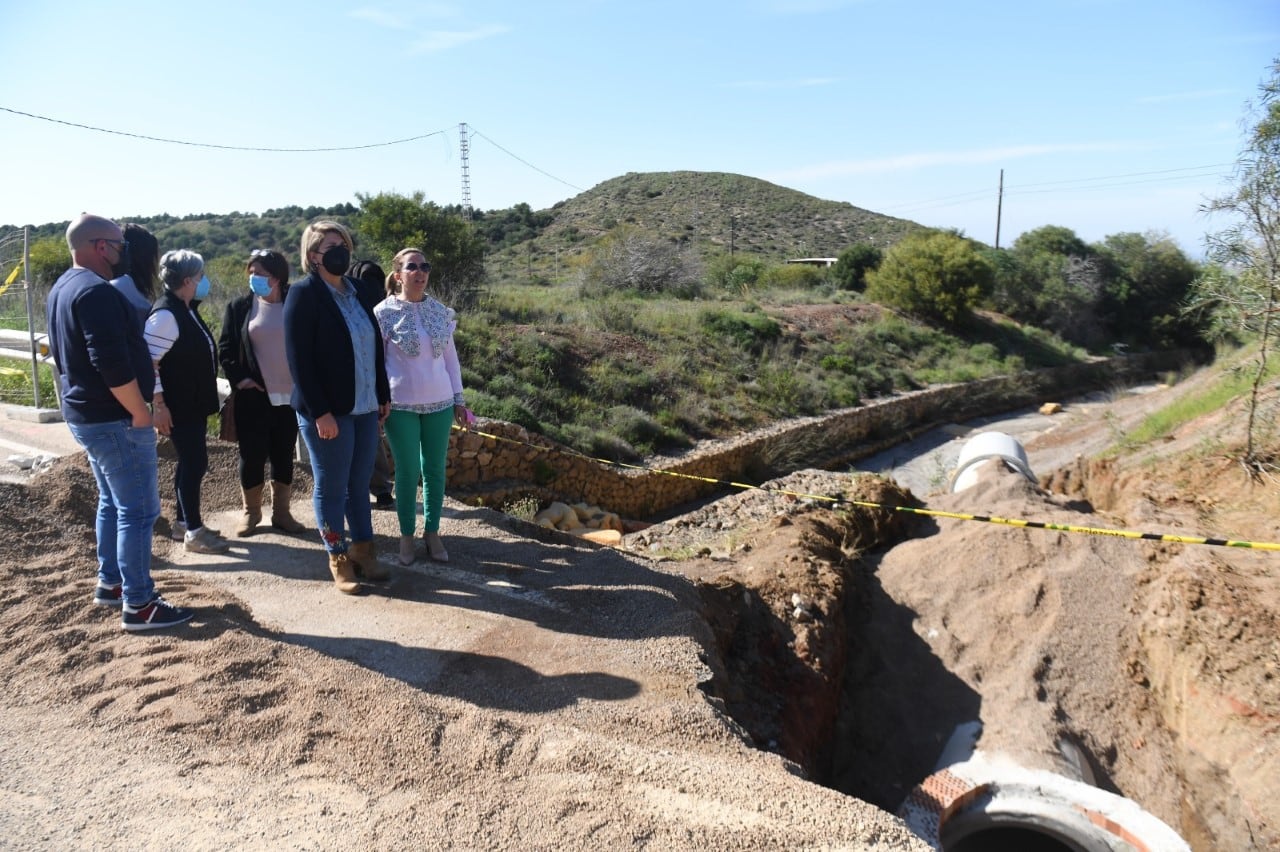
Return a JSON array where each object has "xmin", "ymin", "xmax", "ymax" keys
[{"xmin": 46, "ymin": 213, "xmax": 193, "ymax": 631}]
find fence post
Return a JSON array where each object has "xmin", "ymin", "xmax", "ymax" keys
[{"xmin": 21, "ymin": 226, "xmax": 42, "ymax": 410}]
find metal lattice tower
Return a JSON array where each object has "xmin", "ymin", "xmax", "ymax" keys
[{"xmin": 459, "ymin": 122, "xmax": 472, "ymax": 219}]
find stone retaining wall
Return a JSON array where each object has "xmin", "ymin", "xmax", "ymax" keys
[{"xmin": 446, "ymin": 352, "xmax": 1188, "ymax": 519}]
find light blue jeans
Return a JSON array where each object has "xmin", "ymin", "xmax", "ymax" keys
[
  {"xmin": 297, "ymin": 410, "xmax": 379, "ymax": 553},
  {"xmin": 66, "ymin": 419, "xmax": 162, "ymax": 607}
]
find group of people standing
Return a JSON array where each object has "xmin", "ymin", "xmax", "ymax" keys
[{"xmin": 46, "ymin": 213, "xmax": 468, "ymax": 631}]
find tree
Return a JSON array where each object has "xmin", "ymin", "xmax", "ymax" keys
[
  {"xmin": 1096, "ymin": 231, "xmax": 1201, "ymax": 348},
  {"xmin": 832, "ymin": 243, "xmax": 882, "ymax": 291},
  {"xmin": 994, "ymin": 225, "xmax": 1106, "ymax": 346},
  {"xmin": 865, "ymin": 230, "xmax": 992, "ymax": 325},
  {"xmin": 355, "ymin": 192, "xmax": 487, "ymax": 306},
  {"xmin": 1188, "ymin": 57, "xmax": 1280, "ymax": 471},
  {"xmin": 25, "ymin": 237, "xmax": 70, "ymax": 288}
]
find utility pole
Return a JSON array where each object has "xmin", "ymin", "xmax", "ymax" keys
[
  {"xmin": 459, "ymin": 122, "xmax": 472, "ymax": 220},
  {"xmin": 994, "ymin": 169, "xmax": 1004, "ymax": 250}
]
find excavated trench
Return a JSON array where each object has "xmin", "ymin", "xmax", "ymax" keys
[{"xmin": 688, "ymin": 466, "xmax": 1203, "ymax": 851}]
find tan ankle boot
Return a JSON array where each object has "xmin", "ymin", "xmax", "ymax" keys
[
  {"xmin": 348, "ymin": 539, "xmax": 389, "ymax": 581},
  {"xmin": 269, "ymin": 481, "xmax": 306, "ymax": 533},
  {"xmin": 235, "ymin": 484, "xmax": 264, "ymax": 537},
  {"xmin": 424, "ymin": 531, "xmax": 449, "ymax": 563},
  {"xmin": 328, "ymin": 551, "xmax": 361, "ymax": 594},
  {"xmin": 398, "ymin": 535, "xmax": 415, "ymax": 566}
]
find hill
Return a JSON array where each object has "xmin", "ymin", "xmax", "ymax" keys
[
  {"xmin": 479, "ymin": 171, "xmax": 922, "ymax": 287},
  {"xmin": 4, "ymin": 171, "xmax": 921, "ymax": 286}
]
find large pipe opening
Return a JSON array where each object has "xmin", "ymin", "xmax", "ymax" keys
[{"xmin": 946, "ymin": 825, "xmax": 1086, "ymax": 852}]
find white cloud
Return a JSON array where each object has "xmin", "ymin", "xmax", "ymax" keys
[
  {"xmin": 755, "ymin": 0, "xmax": 862, "ymax": 13},
  {"xmin": 349, "ymin": 5, "xmax": 461, "ymax": 30},
  {"xmin": 349, "ymin": 8, "xmax": 409, "ymax": 29},
  {"xmin": 724, "ymin": 77, "xmax": 841, "ymax": 90},
  {"xmin": 410, "ymin": 24, "xmax": 510, "ymax": 54},
  {"xmin": 769, "ymin": 142, "xmax": 1132, "ymax": 181}
]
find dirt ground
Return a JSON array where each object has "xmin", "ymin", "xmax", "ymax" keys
[
  {"xmin": 631, "ymin": 361, "xmax": 1280, "ymax": 851},
  {"xmin": 1, "ymin": 359, "xmax": 1277, "ymax": 850}
]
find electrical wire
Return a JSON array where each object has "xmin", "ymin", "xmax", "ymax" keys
[
  {"xmin": 882, "ymin": 163, "xmax": 1233, "ymax": 215},
  {"xmin": 468, "ymin": 127, "xmax": 586, "ymax": 192},
  {"xmin": 0, "ymin": 106, "xmax": 447, "ymax": 152}
]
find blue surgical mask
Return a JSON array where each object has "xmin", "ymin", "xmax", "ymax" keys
[
  {"xmin": 249, "ymin": 274, "xmax": 271, "ymax": 297},
  {"xmin": 195, "ymin": 274, "xmax": 211, "ymax": 300}
]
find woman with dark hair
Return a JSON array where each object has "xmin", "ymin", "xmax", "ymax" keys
[
  {"xmin": 284, "ymin": 221, "xmax": 390, "ymax": 594},
  {"xmin": 147, "ymin": 249, "xmax": 228, "ymax": 555},
  {"xmin": 111, "ymin": 223, "xmax": 160, "ymax": 322},
  {"xmin": 217, "ymin": 249, "xmax": 307, "ymax": 537}
]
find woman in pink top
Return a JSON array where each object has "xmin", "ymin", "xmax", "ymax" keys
[
  {"xmin": 217, "ymin": 249, "xmax": 307, "ymax": 537},
  {"xmin": 373, "ymin": 247, "xmax": 469, "ymax": 566}
]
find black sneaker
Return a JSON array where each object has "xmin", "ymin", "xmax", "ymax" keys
[
  {"xmin": 93, "ymin": 583, "xmax": 123, "ymax": 607},
  {"xmin": 122, "ymin": 595, "xmax": 194, "ymax": 632},
  {"xmin": 373, "ymin": 492, "xmax": 395, "ymax": 510}
]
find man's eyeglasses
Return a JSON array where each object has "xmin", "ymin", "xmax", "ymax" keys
[
  {"xmin": 93, "ymin": 238, "xmax": 126, "ymax": 250},
  {"xmin": 403, "ymin": 262, "xmax": 431, "ymax": 272}
]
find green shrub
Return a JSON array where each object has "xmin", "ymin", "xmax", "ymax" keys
[
  {"xmin": 866, "ymin": 231, "xmax": 994, "ymax": 325},
  {"xmin": 468, "ymin": 389, "xmax": 540, "ymax": 430},
  {"xmin": 700, "ymin": 307, "xmax": 781, "ymax": 353},
  {"xmin": 760, "ymin": 263, "xmax": 826, "ymax": 290}
]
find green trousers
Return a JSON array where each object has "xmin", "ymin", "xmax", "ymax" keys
[{"xmin": 383, "ymin": 407, "xmax": 454, "ymax": 536}]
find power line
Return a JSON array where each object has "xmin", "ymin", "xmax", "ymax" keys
[
  {"xmin": 468, "ymin": 127, "xmax": 586, "ymax": 193},
  {"xmin": 881, "ymin": 163, "xmax": 1233, "ymax": 215},
  {"xmin": 1008, "ymin": 171, "xmax": 1227, "ymax": 196},
  {"xmin": 1006, "ymin": 163, "xmax": 1234, "ymax": 190},
  {"xmin": 0, "ymin": 106, "xmax": 447, "ymax": 152}
]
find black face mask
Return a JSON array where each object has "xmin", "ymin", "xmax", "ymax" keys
[
  {"xmin": 321, "ymin": 244, "xmax": 351, "ymax": 276},
  {"xmin": 110, "ymin": 241, "xmax": 132, "ymax": 279}
]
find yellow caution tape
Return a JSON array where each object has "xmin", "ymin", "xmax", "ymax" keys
[
  {"xmin": 0, "ymin": 260, "xmax": 21, "ymax": 295},
  {"xmin": 452, "ymin": 424, "xmax": 1280, "ymax": 552}
]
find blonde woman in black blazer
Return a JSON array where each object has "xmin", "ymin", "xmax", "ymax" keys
[{"xmin": 283, "ymin": 220, "xmax": 390, "ymax": 594}]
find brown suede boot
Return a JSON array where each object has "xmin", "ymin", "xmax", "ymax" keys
[
  {"xmin": 327, "ymin": 551, "xmax": 361, "ymax": 594},
  {"xmin": 235, "ymin": 484, "xmax": 264, "ymax": 537},
  {"xmin": 269, "ymin": 481, "xmax": 306, "ymax": 533},
  {"xmin": 348, "ymin": 539, "xmax": 389, "ymax": 581}
]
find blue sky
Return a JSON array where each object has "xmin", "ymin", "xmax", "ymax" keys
[{"xmin": 1, "ymin": 0, "xmax": 1275, "ymax": 256}]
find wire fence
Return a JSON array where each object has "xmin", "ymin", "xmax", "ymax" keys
[{"xmin": 0, "ymin": 227, "xmax": 55, "ymax": 409}]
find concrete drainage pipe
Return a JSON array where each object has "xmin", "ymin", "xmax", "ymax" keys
[
  {"xmin": 898, "ymin": 751, "xmax": 1189, "ymax": 852},
  {"xmin": 948, "ymin": 431, "xmax": 1038, "ymax": 493}
]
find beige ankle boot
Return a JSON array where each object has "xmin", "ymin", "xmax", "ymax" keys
[
  {"xmin": 424, "ymin": 531, "xmax": 449, "ymax": 563},
  {"xmin": 328, "ymin": 551, "xmax": 361, "ymax": 594},
  {"xmin": 398, "ymin": 535, "xmax": 415, "ymax": 566},
  {"xmin": 269, "ymin": 481, "xmax": 306, "ymax": 533},
  {"xmin": 348, "ymin": 539, "xmax": 389, "ymax": 581},
  {"xmin": 235, "ymin": 484, "xmax": 264, "ymax": 537}
]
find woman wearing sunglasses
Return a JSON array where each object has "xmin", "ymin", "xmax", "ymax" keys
[
  {"xmin": 217, "ymin": 249, "xmax": 307, "ymax": 537},
  {"xmin": 373, "ymin": 248, "xmax": 469, "ymax": 566}
]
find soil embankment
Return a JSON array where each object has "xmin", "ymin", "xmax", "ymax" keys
[{"xmin": 1, "ymin": 362, "xmax": 1276, "ymax": 850}]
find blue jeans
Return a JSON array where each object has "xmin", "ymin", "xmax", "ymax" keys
[
  {"xmin": 297, "ymin": 410, "xmax": 379, "ymax": 553},
  {"xmin": 66, "ymin": 419, "xmax": 161, "ymax": 607}
]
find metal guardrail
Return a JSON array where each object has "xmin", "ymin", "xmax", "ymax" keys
[{"xmin": 0, "ymin": 328, "xmax": 50, "ymax": 361}]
